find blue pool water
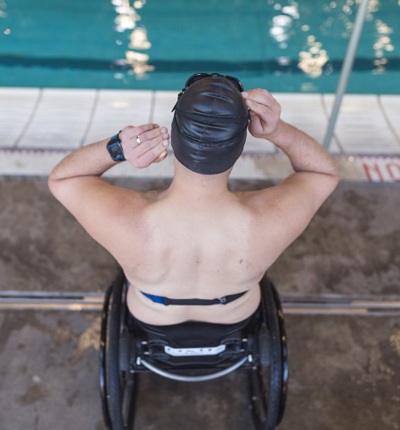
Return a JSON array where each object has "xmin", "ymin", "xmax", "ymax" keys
[{"xmin": 1, "ymin": 0, "xmax": 399, "ymax": 93}]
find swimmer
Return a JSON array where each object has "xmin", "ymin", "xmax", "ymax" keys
[{"xmin": 48, "ymin": 73, "xmax": 339, "ymax": 326}]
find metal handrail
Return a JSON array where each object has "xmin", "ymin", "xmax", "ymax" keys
[{"xmin": 323, "ymin": 0, "xmax": 370, "ymax": 149}]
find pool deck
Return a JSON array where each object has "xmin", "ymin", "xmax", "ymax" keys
[
  {"xmin": 1, "ymin": 87, "xmax": 400, "ymax": 182},
  {"xmin": 1, "ymin": 178, "xmax": 400, "ymax": 430},
  {"xmin": 1, "ymin": 88, "xmax": 400, "ymax": 429}
]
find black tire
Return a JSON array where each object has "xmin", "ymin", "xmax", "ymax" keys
[
  {"xmin": 272, "ymin": 283, "xmax": 289, "ymax": 425},
  {"xmin": 99, "ymin": 284, "xmax": 113, "ymax": 429},
  {"xmin": 249, "ymin": 276, "xmax": 288, "ymax": 430},
  {"xmin": 101, "ymin": 272, "xmax": 137, "ymax": 430}
]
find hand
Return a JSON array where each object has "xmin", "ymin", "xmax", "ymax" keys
[
  {"xmin": 119, "ymin": 124, "xmax": 170, "ymax": 168},
  {"xmin": 242, "ymin": 89, "xmax": 281, "ymax": 139}
]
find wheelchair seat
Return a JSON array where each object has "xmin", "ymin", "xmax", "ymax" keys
[
  {"xmin": 99, "ymin": 270, "xmax": 288, "ymax": 430},
  {"xmin": 131, "ymin": 304, "xmax": 260, "ymax": 370}
]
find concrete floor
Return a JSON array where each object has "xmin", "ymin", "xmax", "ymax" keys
[{"xmin": 1, "ymin": 177, "xmax": 400, "ymax": 429}]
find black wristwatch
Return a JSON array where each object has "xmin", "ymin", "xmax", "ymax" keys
[{"xmin": 106, "ymin": 132, "xmax": 126, "ymax": 162}]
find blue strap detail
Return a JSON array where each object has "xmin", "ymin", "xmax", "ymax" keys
[{"xmin": 141, "ymin": 291, "xmax": 167, "ymax": 305}]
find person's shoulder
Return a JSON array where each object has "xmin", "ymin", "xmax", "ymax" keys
[{"xmin": 233, "ymin": 185, "xmax": 278, "ymax": 209}]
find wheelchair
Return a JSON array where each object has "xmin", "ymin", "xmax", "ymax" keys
[{"xmin": 99, "ymin": 270, "xmax": 288, "ymax": 430}]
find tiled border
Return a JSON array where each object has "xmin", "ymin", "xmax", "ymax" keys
[{"xmin": 1, "ymin": 88, "xmax": 400, "ymax": 182}]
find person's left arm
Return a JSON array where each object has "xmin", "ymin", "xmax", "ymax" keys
[{"xmin": 48, "ymin": 123, "xmax": 170, "ymax": 242}]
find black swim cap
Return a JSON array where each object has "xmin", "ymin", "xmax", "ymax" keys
[{"xmin": 171, "ymin": 74, "xmax": 249, "ymax": 175}]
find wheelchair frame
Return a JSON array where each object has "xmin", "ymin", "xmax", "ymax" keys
[{"xmin": 99, "ymin": 271, "xmax": 288, "ymax": 430}]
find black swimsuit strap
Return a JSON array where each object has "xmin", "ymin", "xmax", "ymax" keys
[{"xmin": 141, "ymin": 290, "xmax": 247, "ymax": 306}]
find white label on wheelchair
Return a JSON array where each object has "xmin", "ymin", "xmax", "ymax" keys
[{"xmin": 164, "ymin": 345, "xmax": 226, "ymax": 357}]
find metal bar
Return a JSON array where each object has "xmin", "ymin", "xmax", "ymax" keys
[
  {"xmin": 0, "ymin": 291, "xmax": 104, "ymax": 298},
  {"xmin": 323, "ymin": 0, "xmax": 370, "ymax": 150},
  {"xmin": 1, "ymin": 292, "xmax": 400, "ymax": 316},
  {"xmin": 138, "ymin": 356, "xmax": 249, "ymax": 382},
  {"xmin": 0, "ymin": 291, "xmax": 104, "ymax": 311}
]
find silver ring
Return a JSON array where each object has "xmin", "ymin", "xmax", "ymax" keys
[{"xmin": 136, "ymin": 135, "xmax": 141, "ymax": 145}]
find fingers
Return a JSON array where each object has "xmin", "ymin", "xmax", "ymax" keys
[
  {"xmin": 242, "ymin": 88, "xmax": 275, "ymax": 104},
  {"xmin": 242, "ymin": 89, "xmax": 281, "ymax": 115},
  {"xmin": 120, "ymin": 124, "xmax": 170, "ymax": 168},
  {"xmin": 244, "ymin": 97, "xmax": 269, "ymax": 118},
  {"xmin": 120, "ymin": 123, "xmax": 162, "ymax": 144},
  {"xmin": 153, "ymin": 150, "xmax": 168, "ymax": 163},
  {"xmin": 241, "ymin": 89, "xmax": 282, "ymax": 138}
]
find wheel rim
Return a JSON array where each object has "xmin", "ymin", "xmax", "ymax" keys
[
  {"xmin": 99, "ymin": 284, "xmax": 113, "ymax": 429},
  {"xmin": 248, "ymin": 276, "xmax": 288, "ymax": 430},
  {"xmin": 104, "ymin": 271, "xmax": 137, "ymax": 430}
]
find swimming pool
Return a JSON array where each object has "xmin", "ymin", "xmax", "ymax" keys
[{"xmin": 1, "ymin": 0, "xmax": 399, "ymax": 93}]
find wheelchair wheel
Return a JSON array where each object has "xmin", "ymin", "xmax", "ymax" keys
[
  {"xmin": 99, "ymin": 272, "xmax": 137, "ymax": 430},
  {"xmin": 249, "ymin": 277, "xmax": 288, "ymax": 430}
]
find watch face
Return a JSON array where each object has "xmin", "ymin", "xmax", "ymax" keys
[
  {"xmin": 107, "ymin": 138, "xmax": 125, "ymax": 161},
  {"xmin": 109, "ymin": 143, "xmax": 122, "ymax": 158}
]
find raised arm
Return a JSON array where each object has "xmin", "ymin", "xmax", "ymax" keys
[
  {"xmin": 48, "ymin": 124, "xmax": 170, "ymax": 247},
  {"xmin": 242, "ymin": 89, "xmax": 338, "ymax": 180},
  {"xmin": 243, "ymin": 89, "xmax": 338, "ymax": 205},
  {"xmin": 241, "ymin": 89, "xmax": 339, "ymax": 251},
  {"xmin": 48, "ymin": 124, "xmax": 169, "ymax": 185}
]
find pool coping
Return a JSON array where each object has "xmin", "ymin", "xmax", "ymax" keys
[{"xmin": 1, "ymin": 88, "xmax": 400, "ymax": 182}]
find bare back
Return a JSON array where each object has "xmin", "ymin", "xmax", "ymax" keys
[{"xmin": 106, "ymin": 185, "xmax": 303, "ymax": 325}]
